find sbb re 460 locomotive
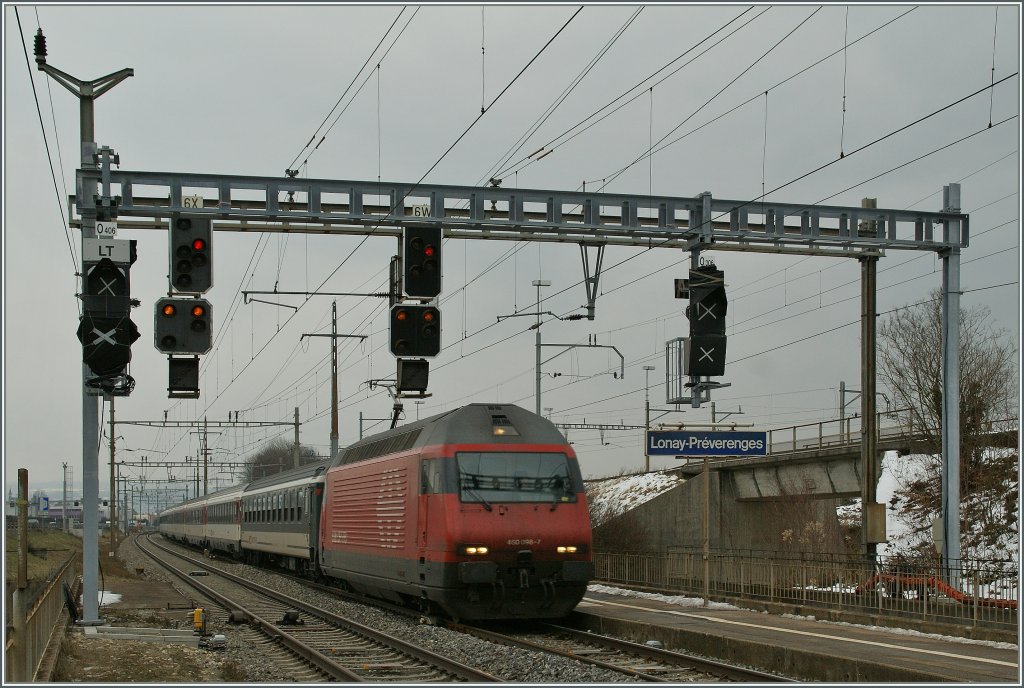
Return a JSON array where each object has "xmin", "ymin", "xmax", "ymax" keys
[{"xmin": 158, "ymin": 404, "xmax": 594, "ymax": 621}]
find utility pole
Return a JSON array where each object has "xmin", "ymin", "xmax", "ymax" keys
[
  {"xmin": 300, "ymin": 301, "xmax": 366, "ymax": 461},
  {"xmin": 12, "ymin": 469, "xmax": 29, "ymax": 681},
  {"xmin": 62, "ymin": 462, "xmax": 69, "ymax": 533},
  {"xmin": 533, "ymin": 280, "xmax": 551, "ymax": 416},
  {"xmin": 860, "ymin": 198, "xmax": 881, "ymax": 566},
  {"xmin": 35, "ymin": 29, "xmax": 132, "ymax": 625},
  {"xmin": 643, "ymin": 365, "xmax": 655, "ymax": 472},
  {"xmin": 108, "ymin": 398, "xmax": 116, "ymax": 553},
  {"xmin": 293, "ymin": 407, "xmax": 300, "ymax": 469},
  {"xmin": 203, "ymin": 417, "xmax": 209, "ymax": 495}
]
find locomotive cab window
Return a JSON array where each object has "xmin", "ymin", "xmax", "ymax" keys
[
  {"xmin": 421, "ymin": 460, "xmax": 445, "ymax": 494},
  {"xmin": 456, "ymin": 452, "xmax": 576, "ymax": 504}
]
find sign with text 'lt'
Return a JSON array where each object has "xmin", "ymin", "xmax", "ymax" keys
[
  {"xmin": 84, "ymin": 237, "xmax": 131, "ymax": 264},
  {"xmin": 647, "ymin": 430, "xmax": 768, "ymax": 457}
]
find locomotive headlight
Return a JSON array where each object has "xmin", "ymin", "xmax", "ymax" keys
[
  {"xmin": 556, "ymin": 545, "xmax": 578, "ymax": 554},
  {"xmin": 462, "ymin": 545, "xmax": 489, "ymax": 555}
]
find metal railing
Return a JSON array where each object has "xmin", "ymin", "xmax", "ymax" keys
[
  {"xmin": 764, "ymin": 408, "xmax": 910, "ymax": 455},
  {"xmin": 592, "ymin": 550, "xmax": 1018, "ymax": 631},
  {"xmin": 761, "ymin": 411, "xmax": 1018, "ymax": 456},
  {"xmin": 5, "ymin": 552, "xmax": 78, "ymax": 682}
]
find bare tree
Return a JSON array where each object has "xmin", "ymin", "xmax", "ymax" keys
[
  {"xmin": 878, "ymin": 291, "xmax": 1018, "ymax": 561},
  {"xmin": 243, "ymin": 438, "xmax": 319, "ymax": 481}
]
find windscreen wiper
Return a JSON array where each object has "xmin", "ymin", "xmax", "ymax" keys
[{"xmin": 464, "ymin": 485, "xmax": 493, "ymax": 511}]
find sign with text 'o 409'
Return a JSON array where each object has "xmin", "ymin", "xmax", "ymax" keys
[{"xmin": 646, "ymin": 430, "xmax": 767, "ymax": 457}]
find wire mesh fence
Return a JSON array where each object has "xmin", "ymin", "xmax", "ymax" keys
[{"xmin": 592, "ymin": 549, "xmax": 1018, "ymax": 630}]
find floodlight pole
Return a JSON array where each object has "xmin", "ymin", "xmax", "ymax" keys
[{"xmin": 35, "ymin": 29, "xmax": 133, "ymax": 625}]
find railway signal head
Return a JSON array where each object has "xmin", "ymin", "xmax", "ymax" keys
[
  {"xmin": 403, "ymin": 225, "xmax": 442, "ymax": 298},
  {"xmin": 154, "ymin": 297, "xmax": 213, "ymax": 354},
  {"xmin": 77, "ymin": 314, "xmax": 140, "ymax": 376},
  {"xmin": 396, "ymin": 359, "xmax": 430, "ymax": 393},
  {"xmin": 169, "ymin": 215, "xmax": 213, "ymax": 294},
  {"xmin": 390, "ymin": 304, "xmax": 441, "ymax": 358},
  {"xmin": 686, "ymin": 265, "xmax": 727, "ymax": 376},
  {"xmin": 82, "ymin": 258, "xmax": 131, "ymax": 316},
  {"xmin": 167, "ymin": 356, "xmax": 200, "ymax": 399}
]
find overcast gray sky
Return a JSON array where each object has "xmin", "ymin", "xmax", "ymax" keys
[{"xmin": 3, "ymin": 3, "xmax": 1020, "ymax": 501}]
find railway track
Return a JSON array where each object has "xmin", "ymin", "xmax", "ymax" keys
[
  {"xmin": 145, "ymin": 535, "xmax": 792, "ymax": 682},
  {"xmin": 451, "ymin": 622, "xmax": 795, "ymax": 682},
  {"xmin": 137, "ymin": 534, "xmax": 499, "ymax": 682}
]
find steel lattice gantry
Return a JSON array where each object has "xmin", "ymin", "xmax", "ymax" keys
[
  {"xmin": 74, "ymin": 169, "xmax": 968, "ymax": 254},
  {"xmin": 73, "ymin": 165, "xmax": 969, "ymax": 571}
]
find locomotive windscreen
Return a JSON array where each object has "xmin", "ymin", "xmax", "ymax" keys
[{"xmin": 456, "ymin": 452, "xmax": 576, "ymax": 504}]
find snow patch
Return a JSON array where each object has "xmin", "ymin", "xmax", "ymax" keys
[
  {"xmin": 588, "ymin": 585, "xmax": 1016, "ymax": 650},
  {"xmin": 587, "ymin": 583, "xmax": 739, "ymax": 610},
  {"xmin": 585, "ymin": 471, "xmax": 683, "ymax": 524},
  {"xmin": 779, "ymin": 613, "xmax": 1017, "ymax": 650},
  {"xmin": 97, "ymin": 591, "xmax": 122, "ymax": 606}
]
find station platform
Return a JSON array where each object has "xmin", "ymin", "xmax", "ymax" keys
[{"xmin": 568, "ymin": 590, "xmax": 1019, "ymax": 683}]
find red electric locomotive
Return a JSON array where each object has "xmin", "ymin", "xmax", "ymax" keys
[{"xmin": 318, "ymin": 403, "xmax": 593, "ymax": 621}]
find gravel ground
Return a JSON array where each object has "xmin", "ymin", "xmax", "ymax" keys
[{"xmin": 113, "ymin": 533, "xmax": 641, "ymax": 683}]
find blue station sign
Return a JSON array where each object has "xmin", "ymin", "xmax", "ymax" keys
[{"xmin": 647, "ymin": 430, "xmax": 768, "ymax": 457}]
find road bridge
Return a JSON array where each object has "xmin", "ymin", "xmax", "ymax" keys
[{"xmin": 673, "ymin": 413, "xmax": 1017, "ymax": 500}]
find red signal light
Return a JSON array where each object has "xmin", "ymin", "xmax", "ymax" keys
[
  {"xmin": 422, "ymin": 310, "xmax": 436, "ymax": 323},
  {"xmin": 395, "ymin": 309, "xmax": 408, "ymax": 322},
  {"xmin": 162, "ymin": 304, "xmax": 177, "ymax": 317},
  {"xmin": 191, "ymin": 305, "xmax": 206, "ymax": 318},
  {"xmin": 192, "ymin": 238, "xmax": 206, "ymax": 251},
  {"xmin": 423, "ymin": 245, "xmax": 435, "ymax": 258}
]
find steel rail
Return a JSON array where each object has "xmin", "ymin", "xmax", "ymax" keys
[
  {"xmin": 137, "ymin": 536, "xmax": 363, "ymax": 681},
  {"xmin": 543, "ymin": 622, "xmax": 794, "ymax": 682},
  {"xmin": 449, "ymin": 620, "xmax": 793, "ymax": 682},
  {"xmin": 140, "ymin": 534, "xmax": 500, "ymax": 682}
]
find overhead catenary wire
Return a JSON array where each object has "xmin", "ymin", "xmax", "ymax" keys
[
  {"xmin": 153, "ymin": 10, "xmax": 1015, "ymax": 470},
  {"xmin": 497, "ymin": 5, "xmax": 768, "ymax": 180},
  {"xmin": 596, "ymin": 6, "xmax": 825, "ymax": 191},
  {"xmin": 522, "ymin": 5, "xmax": 915, "ymax": 184},
  {"xmin": 525, "ymin": 75, "xmax": 1018, "ymax": 317},
  {"xmin": 15, "ymin": 7, "xmax": 77, "ymax": 278},
  {"xmin": 241, "ymin": 5, "xmax": 929, "ymax": 421},
  {"xmin": 438, "ymin": 5, "xmax": 920, "ymax": 327},
  {"xmin": 285, "ymin": 6, "xmax": 407, "ymax": 173},
  {"xmin": 165, "ymin": 10, "xmax": 585, "ymax": 461}
]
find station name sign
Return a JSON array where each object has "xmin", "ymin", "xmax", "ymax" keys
[{"xmin": 646, "ymin": 430, "xmax": 768, "ymax": 457}]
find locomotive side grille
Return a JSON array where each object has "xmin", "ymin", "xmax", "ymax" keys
[
  {"xmin": 329, "ymin": 467, "xmax": 407, "ymax": 549},
  {"xmin": 340, "ymin": 428, "xmax": 422, "ymax": 464}
]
